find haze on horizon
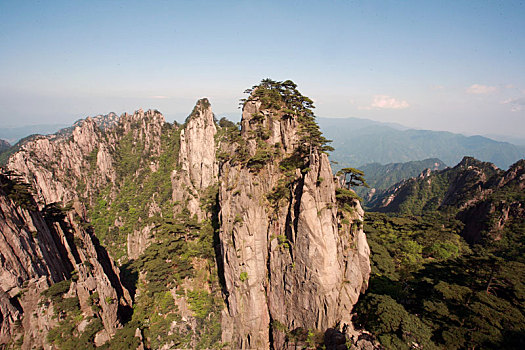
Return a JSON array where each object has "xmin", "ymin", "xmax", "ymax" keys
[{"xmin": 1, "ymin": 0, "xmax": 524, "ymax": 139}]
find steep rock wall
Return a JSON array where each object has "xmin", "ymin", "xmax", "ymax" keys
[
  {"xmin": 173, "ymin": 98, "xmax": 219, "ymax": 220},
  {"xmin": 0, "ymin": 174, "xmax": 131, "ymax": 349},
  {"xmin": 219, "ymin": 94, "xmax": 370, "ymax": 349}
]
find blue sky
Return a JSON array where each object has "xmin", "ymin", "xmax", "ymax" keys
[{"xmin": 1, "ymin": 0, "xmax": 524, "ymax": 137}]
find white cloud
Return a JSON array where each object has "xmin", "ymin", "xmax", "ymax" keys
[
  {"xmin": 502, "ymin": 97, "xmax": 525, "ymax": 112},
  {"xmin": 466, "ymin": 84, "xmax": 497, "ymax": 94},
  {"xmin": 360, "ymin": 95, "xmax": 410, "ymax": 110},
  {"xmin": 149, "ymin": 95, "xmax": 169, "ymax": 99}
]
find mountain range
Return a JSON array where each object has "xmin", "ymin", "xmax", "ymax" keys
[
  {"xmin": 318, "ymin": 117, "xmax": 525, "ymax": 169},
  {"xmin": 359, "ymin": 158, "xmax": 447, "ymax": 191},
  {"xmin": 3, "ymin": 116, "xmax": 525, "ymax": 171}
]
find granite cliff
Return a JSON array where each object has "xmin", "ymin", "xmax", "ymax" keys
[
  {"xmin": 0, "ymin": 80, "xmax": 371, "ymax": 349},
  {"xmin": 218, "ymin": 80, "xmax": 370, "ymax": 349},
  {"xmin": 0, "ymin": 172, "xmax": 131, "ymax": 349}
]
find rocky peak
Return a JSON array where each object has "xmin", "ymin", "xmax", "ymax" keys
[
  {"xmin": 7, "ymin": 115, "xmax": 112, "ymax": 208},
  {"xmin": 179, "ymin": 98, "xmax": 218, "ymax": 190},
  {"xmin": 218, "ymin": 79, "xmax": 370, "ymax": 349},
  {"xmin": 241, "ymin": 94, "xmax": 299, "ymax": 156},
  {"xmin": 92, "ymin": 112, "xmax": 120, "ymax": 130},
  {"xmin": 119, "ymin": 108, "xmax": 165, "ymax": 130},
  {"xmin": 1, "ymin": 80, "xmax": 371, "ymax": 349},
  {"xmin": 456, "ymin": 156, "xmax": 499, "ymax": 172},
  {"xmin": 499, "ymin": 158, "xmax": 525, "ymax": 189},
  {"xmin": 54, "ymin": 112, "xmax": 121, "ymax": 140},
  {"xmin": 238, "ymin": 79, "xmax": 330, "ymax": 157}
]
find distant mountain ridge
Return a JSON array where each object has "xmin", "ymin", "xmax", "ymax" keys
[
  {"xmin": 368, "ymin": 156, "xmax": 525, "ymax": 243},
  {"xmin": 356, "ymin": 158, "xmax": 447, "ymax": 204},
  {"xmin": 318, "ymin": 117, "xmax": 525, "ymax": 169},
  {"xmin": 360, "ymin": 158, "xmax": 447, "ymax": 191},
  {"xmin": 4, "ymin": 115, "xmax": 524, "ymax": 170},
  {"xmin": 0, "ymin": 113, "xmax": 120, "ymax": 144},
  {"xmin": 0, "ymin": 139, "xmax": 10, "ymax": 153},
  {"xmin": 0, "ymin": 123, "xmax": 68, "ymax": 144},
  {"xmin": 0, "ymin": 113, "xmax": 121, "ymax": 166}
]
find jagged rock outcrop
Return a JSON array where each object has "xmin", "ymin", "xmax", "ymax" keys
[
  {"xmin": 8, "ymin": 117, "xmax": 112, "ymax": 207},
  {"xmin": 3, "ymin": 102, "xmax": 223, "ymax": 348},
  {"xmin": 172, "ymin": 98, "xmax": 219, "ymax": 220},
  {"xmin": 0, "ymin": 173, "xmax": 131, "ymax": 348},
  {"xmin": 179, "ymin": 98, "xmax": 218, "ymax": 191},
  {"xmin": 7, "ymin": 109, "xmax": 168, "ymax": 262},
  {"xmin": 218, "ymin": 83, "xmax": 370, "ymax": 349},
  {"xmin": 2, "ymin": 111, "xmax": 169, "ymax": 347}
]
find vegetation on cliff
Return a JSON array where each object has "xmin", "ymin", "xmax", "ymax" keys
[
  {"xmin": 242, "ymin": 78, "xmax": 333, "ymax": 154},
  {"xmin": 86, "ymin": 117, "xmax": 223, "ymax": 348}
]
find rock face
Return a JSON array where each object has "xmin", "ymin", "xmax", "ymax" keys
[
  {"xmin": 0, "ymin": 173, "xmax": 131, "ymax": 348},
  {"xmin": 2, "ymin": 103, "xmax": 223, "ymax": 348},
  {"xmin": 173, "ymin": 98, "xmax": 218, "ymax": 219},
  {"xmin": 179, "ymin": 98, "xmax": 218, "ymax": 191},
  {"xmin": 218, "ymin": 86, "xmax": 370, "ymax": 349},
  {"xmin": 1, "ymin": 81, "xmax": 371, "ymax": 349}
]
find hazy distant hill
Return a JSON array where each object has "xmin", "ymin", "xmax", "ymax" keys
[
  {"xmin": 0, "ymin": 139, "xmax": 10, "ymax": 154},
  {"xmin": 318, "ymin": 117, "xmax": 525, "ymax": 169},
  {"xmin": 360, "ymin": 158, "xmax": 447, "ymax": 191},
  {"xmin": 483, "ymin": 133, "xmax": 525, "ymax": 146},
  {"xmin": 0, "ymin": 124, "xmax": 69, "ymax": 144}
]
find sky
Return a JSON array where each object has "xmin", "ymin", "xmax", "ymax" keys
[{"xmin": 1, "ymin": 0, "xmax": 525, "ymax": 138}]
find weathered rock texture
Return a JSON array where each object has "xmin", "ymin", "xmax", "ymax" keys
[
  {"xmin": 219, "ymin": 94, "xmax": 370, "ymax": 349},
  {"xmin": 2, "ymin": 112, "xmax": 168, "ymax": 348},
  {"xmin": 173, "ymin": 98, "xmax": 218, "ymax": 220},
  {"xmin": 7, "ymin": 109, "xmax": 167, "ymax": 262},
  {"xmin": 0, "ymin": 174, "xmax": 131, "ymax": 349},
  {"xmin": 2, "ymin": 103, "xmax": 223, "ymax": 349},
  {"xmin": 179, "ymin": 98, "xmax": 218, "ymax": 191}
]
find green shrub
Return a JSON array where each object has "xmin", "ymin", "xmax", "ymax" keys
[
  {"xmin": 239, "ymin": 272, "xmax": 248, "ymax": 282},
  {"xmin": 42, "ymin": 279, "xmax": 72, "ymax": 301}
]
